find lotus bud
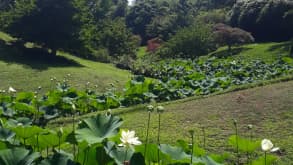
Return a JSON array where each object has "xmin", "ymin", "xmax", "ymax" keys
[
  {"xmin": 0, "ymin": 119, "xmax": 4, "ymax": 127},
  {"xmin": 147, "ymin": 105, "xmax": 154, "ymax": 112},
  {"xmin": 188, "ymin": 130, "xmax": 195, "ymax": 136},
  {"xmin": 106, "ymin": 109, "xmax": 112, "ymax": 116},
  {"xmin": 247, "ymin": 124, "xmax": 253, "ymax": 130},
  {"xmin": 72, "ymin": 104, "xmax": 76, "ymax": 110},
  {"xmin": 17, "ymin": 123, "xmax": 23, "ymax": 126},
  {"xmin": 233, "ymin": 119, "xmax": 237, "ymax": 126},
  {"xmin": 157, "ymin": 105, "xmax": 164, "ymax": 113},
  {"xmin": 57, "ymin": 127, "xmax": 63, "ymax": 137}
]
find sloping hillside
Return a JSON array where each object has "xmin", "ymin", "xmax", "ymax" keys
[
  {"xmin": 0, "ymin": 33, "xmax": 131, "ymax": 92},
  {"xmin": 120, "ymin": 80, "xmax": 293, "ymax": 164}
]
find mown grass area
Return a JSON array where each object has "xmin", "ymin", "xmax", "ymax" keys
[
  {"xmin": 119, "ymin": 80, "xmax": 293, "ymax": 164},
  {"xmin": 207, "ymin": 42, "xmax": 291, "ymax": 63},
  {"xmin": 0, "ymin": 32, "xmax": 132, "ymax": 92}
]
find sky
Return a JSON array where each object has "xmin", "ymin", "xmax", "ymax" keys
[{"xmin": 128, "ymin": 0, "xmax": 136, "ymax": 6}]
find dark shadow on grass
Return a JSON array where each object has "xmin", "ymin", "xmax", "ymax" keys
[
  {"xmin": 209, "ymin": 47, "xmax": 252, "ymax": 58},
  {"xmin": 0, "ymin": 40, "xmax": 83, "ymax": 70},
  {"xmin": 267, "ymin": 42, "xmax": 291, "ymax": 53}
]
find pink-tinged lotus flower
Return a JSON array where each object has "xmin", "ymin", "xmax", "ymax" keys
[{"xmin": 119, "ymin": 130, "xmax": 142, "ymax": 147}]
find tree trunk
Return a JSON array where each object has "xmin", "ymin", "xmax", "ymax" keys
[
  {"xmin": 289, "ymin": 39, "xmax": 293, "ymax": 58},
  {"xmin": 51, "ymin": 48, "xmax": 57, "ymax": 56},
  {"xmin": 228, "ymin": 44, "xmax": 232, "ymax": 55}
]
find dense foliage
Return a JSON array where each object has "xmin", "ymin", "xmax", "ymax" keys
[{"xmin": 229, "ymin": 0, "xmax": 293, "ymax": 42}]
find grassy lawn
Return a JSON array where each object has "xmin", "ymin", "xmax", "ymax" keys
[
  {"xmin": 0, "ymin": 33, "xmax": 132, "ymax": 92},
  {"xmin": 207, "ymin": 42, "xmax": 291, "ymax": 63}
]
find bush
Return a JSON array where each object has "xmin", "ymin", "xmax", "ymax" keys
[
  {"xmin": 162, "ymin": 23, "xmax": 216, "ymax": 58},
  {"xmin": 213, "ymin": 23, "xmax": 255, "ymax": 52}
]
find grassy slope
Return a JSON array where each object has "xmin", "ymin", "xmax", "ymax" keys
[
  {"xmin": 120, "ymin": 80, "xmax": 293, "ymax": 164},
  {"xmin": 0, "ymin": 33, "xmax": 131, "ymax": 92},
  {"xmin": 206, "ymin": 42, "xmax": 291, "ymax": 63}
]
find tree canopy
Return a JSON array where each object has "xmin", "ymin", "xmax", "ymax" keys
[{"xmin": 229, "ymin": 0, "xmax": 293, "ymax": 41}]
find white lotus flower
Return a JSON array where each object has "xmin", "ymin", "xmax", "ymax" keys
[
  {"xmin": 119, "ymin": 130, "xmax": 142, "ymax": 147},
  {"xmin": 8, "ymin": 87, "xmax": 16, "ymax": 93},
  {"xmin": 261, "ymin": 139, "xmax": 279, "ymax": 152}
]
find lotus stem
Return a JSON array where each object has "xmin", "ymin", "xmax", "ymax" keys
[
  {"xmin": 58, "ymin": 137, "xmax": 61, "ymax": 152},
  {"xmin": 189, "ymin": 130, "xmax": 195, "ymax": 165},
  {"xmin": 83, "ymin": 147, "xmax": 89, "ymax": 165},
  {"xmin": 264, "ymin": 152, "xmax": 267, "ymax": 165},
  {"xmin": 37, "ymin": 134, "xmax": 39, "ymax": 152},
  {"xmin": 46, "ymin": 147, "xmax": 49, "ymax": 157},
  {"xmin": 144, "ymin": 111, "xmax": 151, "ymax": 157},
  {"xmin": 124, "ymin": 147, "xmax": 129, "ymax": 164},
  {"xmin": 157, "ymin": 113, "xmax": 161, "ymax": 164},
  {"xmin": 202, "ymin": 127, "xmax": 206, "ymax": 149},
  {"xmin": 233, "ymin": 119, "xmax": 240, "ymax": 164}
]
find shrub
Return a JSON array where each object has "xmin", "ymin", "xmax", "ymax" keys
[
  {"xmin": 147, "ymin": 38, "xmax": 163, "ymax": 53},
  {"xmin": 213, "ymin": 23, "xmax": 255, "ymax": 52},
  {"xmin": 162, "ymin": 23, "xmax": 216, "ymax": 58}
]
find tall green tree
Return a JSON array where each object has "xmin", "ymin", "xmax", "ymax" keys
[
  {"xmin": 229, "ymin": 0, "xmax": 293, "ymax": 42},
  {"xmin": 126, "ymin": 0, "xmax": 160, "ymax": 43},
  {"xmin": 0, "ymin": 0, "xmax": 80, "ymax": 56}
]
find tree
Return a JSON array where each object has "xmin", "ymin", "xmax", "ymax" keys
[
  {"xmin": 213, "ymin": 23, "xmax": 254, "ymax": 52},
  {"xmin": 126, "ymin": 0, "xmax": 160, "ymax": 43},
  {"xmin": 0, "ymin": 0, "xmax": 13, "ymax": 10},
  {"xmin": 229, "ymin": 0, "xmax": 293, "ymax": 42},
  {"xmin": 163, "ymin": 23, "xmax": 215, "ymax": 58},
  {"xmin": 0, "ymin": 0, "xmax": 80, "ymax": 56}
]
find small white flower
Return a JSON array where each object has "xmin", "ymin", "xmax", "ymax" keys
[
  {"xmin": 119, "ymin": 130, "xmax": 142, "ymax": 147},
  {"xmin": 8, "ymin": 87, "xmax": 16, "ymax": 93},
  {"xmin": 261, "ymin": 139, "xmax": 279, "ymax": 152}
]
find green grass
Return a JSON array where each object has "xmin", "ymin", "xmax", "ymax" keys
[
  {"xmin": 119, "ymin": 81, "xmax": 293, "ymax": 164},
  {"xmin": 206, "ymin": 42, "xmax": 291, "ymax": 63},
  {"xmin": 0, "ymin": 33, "xmax": 132, "ymax": 93},
  {"xmin": 0, "ymin": 31, "xmax": 16, "ymax": 43}
]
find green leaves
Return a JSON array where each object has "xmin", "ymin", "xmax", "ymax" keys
[
  {"xmin": 75, "ymin": 114, "xmax": 123, "ymax": 145},
  {"xmin": 12, "ymin": 126, "xmax": 44, "ymax": 140},
  {"xmin": 0, "ymin": 148, "xmax": 40, "ymax": 165},
  {"xmin": 40, "ymin": 151, "xmax": 77, "ymax": 165},
  {"xmin": 229, "ymin": 135, "xmax": 260, "ymax": 153}
]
